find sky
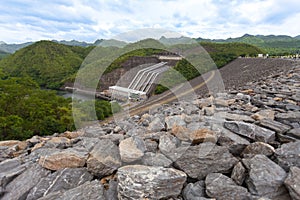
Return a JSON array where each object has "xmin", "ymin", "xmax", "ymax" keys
[{"xmin": 0, "ymin": 0, "xmax": 300, "ymax": 43}]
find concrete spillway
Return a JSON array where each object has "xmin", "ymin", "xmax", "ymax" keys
[{"xmin": 128, "ymin": 62, "xmax": 169, "ymax": 93}]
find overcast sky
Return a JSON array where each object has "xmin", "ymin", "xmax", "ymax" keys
[{"xmin": 1, "ymin": 0, "xmax": 300, "ymax": 43}]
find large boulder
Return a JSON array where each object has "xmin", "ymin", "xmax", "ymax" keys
[
  {"xmin": 1, "ymin": 164, "xmax": 50, "ymax": 200},
  {"xmin": 26, "ymin": 168, "xmax": 93, "ymax": 200},
  {"xmin": 38, "ymin": 148, "xmax": 88, "ymax": 170},
  {"xmin": 117, "ymin": 165, "xmax": 186, "ymax": 200},
  {"xmin": 174, "ymin": 143, "xmax": 238, "ymax": 179},
  {"xmin": 119, "ymin": 137, "xmax": 146, "ymax": 163},
  {"xmin": 242, "ymin": 155, "xmax": 287, "ymax": 198},
  {"xmin": 165, "ymin": 115, "xmax": 186, "ymax": 130},
  {"xmin": 37, "ymin": 180, "xmax": 105, "ymax": 200},
  {"xmin": 275, "ymin": 141, "xmax": 300, "ymax": 171},
  {"xmin": 284, "ymin": 167, "xmax": 300, "ymax": 200},
  {"xmin": 148, "ymin": 117, "xmax": 165, "ymax": 132},
  {"xmin": 224, "ymin": 121, "xmax": 275, "ymax": 143},
  {"xmin": 205, "ymin": 173, "xmax": 252, "ymax": 199},
  {"xmin": 241, "ymin": 142, "xmax": 275, "ymax": 158},
  {"xmin": 182, "ymin": 181, "xmax": 206, "ymax": 200},
  {"xmin": 87, "ymin": 139, "xmax": 121, "ymax": 177},
  {"xmin": 141, "ymin": 152, "xmax": 172, "ymax": 167}
]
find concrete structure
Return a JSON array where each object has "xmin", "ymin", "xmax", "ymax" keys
[
  {"xmin": 109, "ymin": 86, "xmax": 147, "ymax": 101},
  {"xmin": 128, "ymin": 62, "xmax": 169, "ymax": 94}
]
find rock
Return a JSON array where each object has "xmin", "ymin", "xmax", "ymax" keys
[
  {"xmin": 38, "ymin": 148, "xmax": 88, "ymax": 170},
  {"xmin": 203, "ymin": 106, "xmax": 215, "ymax": 116},
  {"xmin": 144, "ymin": 139, "xmax": 158, "ymax": 152},
  {"xmin": 165, "ymin": 115, "xmax": 187, "ymax": 130},
  {"xmin": 214, "ymin": 98, "xmax": 229, "ymax": 107},
  {"xmin": 117, "ymin": 165, "xmax": 186, "ymax": 199},
  {"xmin": 1, "ymin": 164, "xmax": 50, "ymax": 200},
  {"xmin": 284, "ymin": 167, "xmax": 300, "ymax": 200},
  {"xmin": 174, "ymin": 143, "xmax": 238, "ymax": 179},
  {"xmin": 242, "ymin": 155, "xmax": 287, "ymax": 198},
  {"xmin": 242, "ymin": 142, "xmax": 275, "ymax": 158},
  {"xmin": 205, "ymin": 173, "xmax": 252, "ymax": 199},
  {"xmin": 119, "ymin": 136, "xmax": 146, "ymax": 163},
  {"xmin": 159, "ymin": 134, "xmax": 189, "ymax": 162},
  {"xmin": 148, "ymin": 117, "xmax": 166, "ymax": 132},
  {"xmin": 141, "ymin": 152, "xmax": 173, "ymax": 167},
  {"xmin": 0, "ymin": 158, "xmax": 27, "ymax": 187},
  {"xmin": 171, "ymin": 125, "xmax": 190, "ymax": 141},
  {"xmin": 83, "ymin": 126, "xmax": 107, "ymax": 137},
  {"xmin": 275, "ymin": 111, "xmax": 300, "ymax": 123},
  {"xmin": 231, "ymin": 162, "xmax": 246, "ymax": 185},
  {"xmin": 38, "ymin": 180, "xmax": 105, "ymax": 200},
  {"xmin": 182, "ymin": 181, "xmax": 206, "ymax": 200},
  {"xmin": 26, "ymin": 168, "xmax": 93, "ymax": 200},
  {"xmin": 286, "ymin": 128, "xmax": 300, "ymax": 140},
  {"xmin": 99, "ymin": 134, "xmax": 125, "ymax": 145},
  {"xmin": 275, "ymin": 141, "xmax": 300, "ymax": 171},
  {"xmin": 59, "ymin": 130, "xmax": 84, "ymax": 139},
  {"xmin": 104, "ymin": 179, "xmax": 118, "ymax": 200},
  {"xmin": 259, "ymin": 119, "xmax": 291, "ymax": 134},
  {"xmin": 189, "ymin": 128, "xmax": 217, "ymax": 144},
  {"xmin": 214, "ymin": 112, "xmax": 254, "ymax": 122},
  {"xmin": 0, "ymin": 140, "xmax": 27, "ymax": 150},
  {"xmin": 251, "ymin": 110, "xmax": 275, "ymax": 121},
  {"xmin": 87, "ymin": 139, "xmax": 121, "ymax": 177},
  {"xmin": 212, "ymin": 124, "xmax": 250, "ymax": 156},
  {"xmin": 73, "ymin": 137, "xmax": 101, "ymax": 152},
  {"xmin": 224, "ymin": 121, "xmax": 276, "ymax": 143},
  {"xmin": 43, "ymin": 137, "xmax": 71, "ymax": 149}
]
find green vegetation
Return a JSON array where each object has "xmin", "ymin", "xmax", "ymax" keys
[
  {"xmin": 197, "ymin": 34, "xmax": 300, "ymax": 56},
  {"xmin": 0, "ymin": 41, "xmax": 94, "ymax": 89},
  {"xmin": 0, "ymin": 50, "xmax": 9, "ymax": 60},
  {"xmin": 201, "ymin": 42, "xmax": 264, "ymax": 67},
  {"xmin": 0, "ymin": 73, "xmax": 121, "ymax": 141}
]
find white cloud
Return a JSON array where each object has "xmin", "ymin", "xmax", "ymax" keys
[{"xmin": 0, "ymin": 0, "xmax": 299, "ymax": 43}]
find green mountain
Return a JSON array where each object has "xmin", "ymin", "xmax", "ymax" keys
[
  {"xmin": 0, "ymin": 50, "xmax": 9, "ymax": 59},
  {"xmin": 197, "ymin": 34, "xmax": 300, "ymax": 55},
  {"xmin": 0, "ymin": 40, "xmax": 94, "ymax": 89}
]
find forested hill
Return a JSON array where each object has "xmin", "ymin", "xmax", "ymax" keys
[
  {"xmin": 0, "ymin": 41, "xmax": 94, "ymax": 89},
  {"xmin": 197, "ymin": 34, "xmax": 300, "ymax": 55}
]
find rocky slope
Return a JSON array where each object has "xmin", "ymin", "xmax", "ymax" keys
[{"xmin": 0, "ymin": 64, "xmax": 299, "ymax": 200}]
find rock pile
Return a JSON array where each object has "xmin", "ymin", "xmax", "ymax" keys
[{"xmin": 0, "ymin": 65, "xmax": 299, "ymax": 200}]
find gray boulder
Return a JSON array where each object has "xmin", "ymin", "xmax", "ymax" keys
[
  {"xmin": 165, "ymin": 115, "xmax": 186, "ymax": 130},
  {"xmin": 119, "ymin": 137, "xmax": 146, "ymax": 163},
  {"xmin": 284, "ymin": 167, "xmax": 300, "ymax": 200},
  {"xmin": 174, "ymin": 143, "xmax": 238, "ymax": 179},
  {"xmin": 148, "ymin": 117, "xmax": 165, "ymax": 132},
  {"xmin": 231, "ymin": 162, "xmax": 246, "ymax": 185},
  {"xmin": 1, "ymin": 164, "xmax": 50, "ymax": 200},
  {"xmin": 212, "ymin": 124, "xmax": 250, "ymax": 156},
  {"xmin": 259, "ymin": 119, "xmax": 291, "ymax": 134},
  {"xmin": 242, "ymin": 155, "xmax": 287, "ymax": 198},
  {"xmin": 117, "ymin": 165, "xmax": 186, "ymax": 200},
  {"xmin": 26, "ymin": 168, "xmax": 93, "ymax": 200},
  {"xmin": 0, "ymin": 158, "xmax": 27, "ymax": 187},
  {"xmin": 242, "ymin": 142, "xmax": 275, "ymax": 158},
  {"xmin": 141, "ymin": 152, "xmax": 173, "ymax": 167},
  {"xmin": 224, "ymin": 121, "xmax": 275, "ymax": 143},
  {"xmin": 275, "ymin": 141, "xmax": 300, "ymax": 171},
  {"xmin": 87, "ymin": 139, "xmax": 121, "ymax": 177},
  {"xmin": 182, "ymin": 181, "xmax": 206, "ymax": 200},
  {"xmin": 38, "ymin": 180, "xmax": 105, "ymax": 200},
  {"xmin": 205, "ymin": 173, "xmax": 252, "ymax": 199}
]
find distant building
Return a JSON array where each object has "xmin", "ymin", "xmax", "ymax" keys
[{"xmin": 258, "ymin": 54, "xmax": 263, "ymax": 58}]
